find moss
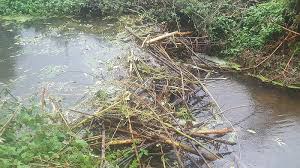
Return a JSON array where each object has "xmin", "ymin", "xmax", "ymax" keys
[
  {"xmin": 250, "ymin": 74, "xmax": 300, "ymax": 89},
  {"xmin": 0, "ymin": 15, "xmax": 36, "ymax": 23},
  {"xmin": 223, "ymin": 62, "xmax": 242, "ymax": 71}
]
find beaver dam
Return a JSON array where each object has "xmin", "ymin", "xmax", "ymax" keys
[{"xmin": 1, "ymin": 18, "xmax": 300, "ymax": 168}]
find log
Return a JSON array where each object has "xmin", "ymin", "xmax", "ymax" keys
[
  {"xmin": 190, "ymin": 134, "xmax": 236, "ymax": 145},
  {"xmin": 158, "ymin": 135, "xmax": 219, "ymax": 161},
  {"xmin": 190, "ymin": 128, "xmax": 233, "ymax": 135},
  {"xmin": 106, "ymin": 139, "xmax": 142, "ymax": 146},
  {"xmin": 146, "ymin": 31, "xmax": 192, "ymax": 44}
]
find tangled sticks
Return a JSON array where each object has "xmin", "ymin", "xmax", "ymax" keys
[{"xmin": 73, "ymin": 29, "xmax": 236, "ymax": 167}]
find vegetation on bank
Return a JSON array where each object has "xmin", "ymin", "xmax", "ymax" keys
[
  {"xmin": 0, "ymin": 0, "xmax": 299, "ymax": 167},
  {"xmin": 0, "ymin": 90, "xmax": 98, "ymax": 167},
  {"xmin": 1, "ymin": 0, "xmax": 298, "ymax": 56}
]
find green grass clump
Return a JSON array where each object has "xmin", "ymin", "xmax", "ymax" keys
[{"xmin": 0, "ymin": 98, "xmax": 98, "ymax": 168}]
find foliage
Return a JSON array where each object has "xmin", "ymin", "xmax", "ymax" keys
[
  {"xmin": 92, "ymin": 0, "xmax": 294, "ymax": 58},
  {"xmin": 128, "ymin": 0, "xmax": 295, "ymax": 58},
  {"xmin": 106, "ymin": 148, "xmax": 132, "ymax": 167},
  {"xmin": 176, "ymin": 107, "xmax": 193, "ymax": 120},
  {"xmin": 106, "ymin": 146, "xmax": 149, "ymax": 168},
  {"xmin": 0, "ymin": 0, "xmax": 88, "ymax": 16},
  {"xmin": 0, "ymin": 93, "xmax": 98, "ymax": 168},
  {"xmin": 223, "ymin": 0, "xmax": 290, "ymax": 56}
]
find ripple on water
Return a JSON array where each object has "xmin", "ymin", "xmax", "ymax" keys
[
  {"xmin": 208, "ymin": 74, "xmax": 300, "ymax": 168},
  {"xmin": 0, "ymin": 18, "xmax": 133, "ymax": 106}
]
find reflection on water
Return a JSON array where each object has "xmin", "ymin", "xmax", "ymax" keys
[
  {"xmin": 0, "ymin": 18, "xmax": 128, "ymax": 105},
  {"xmin": 209, "ymin": 75, "xmax": 300, "ymax": 168},
  {"xmin": 0, "ymin": 24, "xmax": 20, "ymax": 81}
]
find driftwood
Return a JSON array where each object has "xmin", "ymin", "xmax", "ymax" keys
[{"xmin": 146, "ymin": 31, "xmax": 192, "ymax": 44}]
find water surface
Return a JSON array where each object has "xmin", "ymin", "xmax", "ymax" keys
[
  {"xmin": 209, "ymin": 75, "xmax": 300, "ymax": 168},
  {"xmin": 0, "ymin": 18, "xmax": 129, "ymax": 105}
]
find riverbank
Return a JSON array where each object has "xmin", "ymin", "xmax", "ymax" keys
[
  {"xmin": 0, "ymin": 16, "xmax": 237, "ymax": 167},
  {"xmin": 1, "ymin": 0, "xmax": 299, "ymax": 88},
  {"xmin": 1, "ymin": 0, "xmax": 300, "ymax": 167}
]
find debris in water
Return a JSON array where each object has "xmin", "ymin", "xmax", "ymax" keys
[
  {"xmin": 246, "ymin": 129, "xmax": 256, "ymax": 134},
  {"xmin": 274, "ymin": 137, "xmax": 286, "ymax": 146}
]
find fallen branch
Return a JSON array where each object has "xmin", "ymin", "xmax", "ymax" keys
[
  {"xmin": 280, "ymin": 25, "xmax": 300, "ymax": 36},
  {"xmin": 190, "ymin": 134, "xmax": 236, "ymax": 145},
  {"xmin": 190, "ymin": 128, "xmax": 233, "ymax": 135},
  {"xmin": 49, "ymin": 97, "xmax": 70, "ymax": 130},
  {"xmin": 146, "ymin": 31, "xmax": 192, "ymax": 44},
  {"xmin": 242, "ymin": 34, "xmax": 290, "ymax": 70},
  {"xmin": 106, "ymin": 139, "xmax": 142, "ymax": 146},
  {"xmin": 100, "ymin": 124, "xmax": 106, "ymax": 166},
  {"xmin": 158, "ymin": 135, "xmax": 219, "ymax": 161},
  {"xmin": 0, "ymin": 113, "xmax": 16, "ymax": 136}
]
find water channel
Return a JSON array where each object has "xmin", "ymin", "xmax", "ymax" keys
[{"xmin": 1, "ymin": 18, "xmax": 300, "ymax": 168}]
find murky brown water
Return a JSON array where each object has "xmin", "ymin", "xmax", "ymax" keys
[{"xmin": 209, "ymin": 74, "xmax": 300, "ymax": 168}]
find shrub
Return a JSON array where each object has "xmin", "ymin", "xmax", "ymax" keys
[
  {"xmin": 0, "ymin": 0, "xmax": 88, "ymax": 16},
  {"xmin": 224, "ymin": 0, "xmax": 289, "ymax": 56},
  {"xmin": 0, "ymin": 96, "xmax": 98, "ymax": 168}
]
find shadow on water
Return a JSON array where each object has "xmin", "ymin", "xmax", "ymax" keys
[
  {"xmin": 0, "ymin": 24, "xmax": 21, "ymax": 81},
  {"xmin": 209, "ymin": 74, "xmax": 300, "ymax": 168}
]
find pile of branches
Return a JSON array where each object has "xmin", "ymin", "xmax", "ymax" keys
[{"xmin": 71, "ymin": 29, "xmax": 236, "ymax": 167}]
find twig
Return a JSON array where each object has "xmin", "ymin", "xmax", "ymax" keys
[
  {"xmin": 49, "ymin": 97, "xmax": 70, "ymax": 130},
  {"xmin": 40, "ymin": 87, "xmax": 46, "ymax": 111},
  {"xmin": 72, "ymin": 101, "xmax": 121, "ymax": 129},
  {"xmin": 283, "ymin": 53, "xmax": 295, "ymax": 75},
  {"xmin": 242, "ymin": 34, "xmax": 290, "ymax": 70},
  {"xmin": 128, "ymin": 117, "xmax": 141, "ymax": 168},
  {"xmin": 280, "ymin": 25, "xmax": 300, "ymax": 36},
  {"xmin": 160, "ymin": 145, "xmax": 167, "ymax": 168},
  {"xmin": 142, "ymin": 34, "xmax": 150, "ymax": 47},
  {"xmin": 0, "ymin": 113, "xmax": 16, "ymax": 136},
  {"xmin": 100, "ymin": 124, "xmax": 106, "ymax": 167},
  {"xmin": 106, "ymin": 139, "xmax": 142, "ymax": 146}
]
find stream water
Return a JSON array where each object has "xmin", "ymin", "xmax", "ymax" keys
[
  {"xmin": 1, "ymin": 18, "xmax": 300, "ymax": 167},
  {"xmin": 0, "ymin": 18, "xmax": 129, "ymax": 105},
  {"xmin": 209, "ymin": 75, "xmax": 300, "ymax": 168}
]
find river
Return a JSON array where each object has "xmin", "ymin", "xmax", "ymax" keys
[
  {"xmin": 210, "ymin": 75, "xmax": 300, "ymax": 168},
  {"xmin": 1, "ymin": 18, "xmax": 300, "ymax": 168},
  {"xmin": 0, "ymin": 18, "xmax": 129, "ymax": 105}
]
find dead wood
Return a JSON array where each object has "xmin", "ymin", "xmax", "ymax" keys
[
  {"xmin": 146, "ymin": 31, "xmax": 192, "ymax": 44},
  {"xmin": 73, "ymin": 27, "xmax": 236, "ymax": 167},
  {"xmin": 190, "ymin": 128, "xmax": 233, "ymax": 135}
]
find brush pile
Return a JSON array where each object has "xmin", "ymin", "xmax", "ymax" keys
[{"xmin": 72, "ymin": 29, "xmax": 236, "ymax": 167}]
